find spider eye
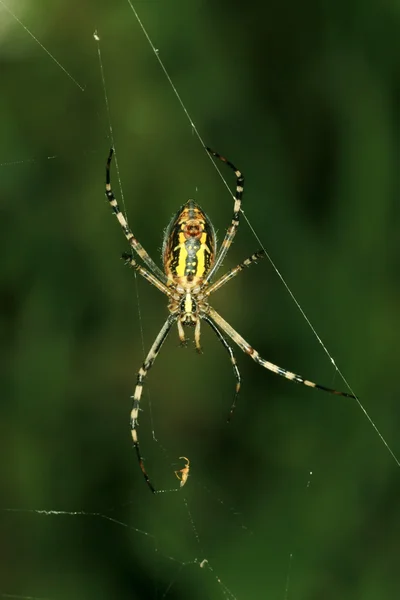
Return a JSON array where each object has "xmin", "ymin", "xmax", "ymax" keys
[{"xmin": 182, "ymin": 220, "xmax": 203, "ymax": 239}]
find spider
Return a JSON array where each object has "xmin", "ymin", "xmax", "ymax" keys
[
  {"xmin": 105, "ymin": 147, "xmax": 355, "ymax": 494},
  {"xmin": 174, "ymin": 456, "xmax": 190, "ymax": 488}
]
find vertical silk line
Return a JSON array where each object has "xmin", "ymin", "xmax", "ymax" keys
[{"xmin": 94, "ymin": 31, "xmax": 155, "ymax": 438}]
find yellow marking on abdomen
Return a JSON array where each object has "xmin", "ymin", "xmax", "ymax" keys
[
  {"xmin": 173, "ymin": 232, "xmax": 188, "ymax": 277},
  {"xmin": 195, "ymin": 232, "xmax": 211, "ymax": 277}
]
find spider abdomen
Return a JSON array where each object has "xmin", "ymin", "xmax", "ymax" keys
[{"xmin": 163, "ymin": 200, "xmax": 216, "ymax": 282}]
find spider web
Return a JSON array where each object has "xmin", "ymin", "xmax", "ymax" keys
[{"xmin": 1, "ymin": 1, "xmax": 400, "ymax": 599}]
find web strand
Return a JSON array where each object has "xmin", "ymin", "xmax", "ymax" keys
[
  {"xmin": 283, "ymin": 553, "xmax": 293, "ymax": 600},
  {"xmin": 126, "ymin": 1, "xmax": 399, "ymax": 468},
  {"xmin": 2, "ymin": 507, "xmax": 237, "ymax": 599},
  {"xmin": 94, "ymin": 32, "xmax": 126, "ymax": 213},
  {"xmin": 0, "ymin": 0, "xmax": 84, "ymax": 91},
  {"xmin": 94, "ymin": 30, "xmax": 162, "ymax": 457}
]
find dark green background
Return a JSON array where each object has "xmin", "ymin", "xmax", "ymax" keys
[{"xmin": 1, "ymin": 1, "xmax": 399, "ymax": 599}]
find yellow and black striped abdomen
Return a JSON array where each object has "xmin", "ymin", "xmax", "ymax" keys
[{"xmin": 163, "ymin": 200, "xmax": 216, "ymax": 282}]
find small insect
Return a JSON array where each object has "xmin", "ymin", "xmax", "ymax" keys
[
  {"xmin": 175, "ymin": 456, "xmax": 190, "ymax": 488},
  {"xmin": 105, "ymin": 147, "xmax": 355, "ymax": 493}
]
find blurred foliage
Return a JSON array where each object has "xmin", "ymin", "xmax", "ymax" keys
[{"xmin": 1, "ymin": 0, "xmax": 400, "ymax": 599}]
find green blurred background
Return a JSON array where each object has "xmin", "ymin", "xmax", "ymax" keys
[{"xmin": 1, "ymin": 1, "xmax": 400, "ymax": 598}]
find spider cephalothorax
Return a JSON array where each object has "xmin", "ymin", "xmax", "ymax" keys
[{"xmin": 105, "ymin": 146, "xmax": 355, "ymax": 493}]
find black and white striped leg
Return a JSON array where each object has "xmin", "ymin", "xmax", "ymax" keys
[
  {"xmin": 105, "ymin": 149, "xmax": 167, "ymax": 283},
  {"xmin": 203, "ymin": 315, "xmax": 241, "ymax": 422},
  {"xmin": 131, "ymin": 314, "xmax": 177, "ymax": 493},
  {"xmin": 208, "ymin": 307, "xmax": 356, "ymax": 400},
  {"xmin": 121, "ymin": 252, "xmax": 171, "ymax": 297},
  {"xmin": 205, "ymin": 148, "xmax": 244, "ymax": 283},
  {"xmin": 206, "ymin": 250, "xmax": 265, "ymax": 297}
]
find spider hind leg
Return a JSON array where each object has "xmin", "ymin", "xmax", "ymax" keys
[
  {"xmin": 130, "ymin": 314, "xmax": 177, "ymax": 493},
  {"xmin": 208, "ymin": 306, "xmax": 356, "ymax": 401},
  {"xmin": 203, "ymin": 315, "xmax": 242, "ymax": 422}
]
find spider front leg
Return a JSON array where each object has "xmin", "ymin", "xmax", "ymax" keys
[
  {"xmin": 106, "ymin": 149, "xmax": 167, "ymax": 283},
  {"xmin": 205, "ymin": 148, "xmax": 244, "ymax": 283},
  {"xmin": 131, "ymin": 314, "xmax": 177, "ymax": 493},
  {"xmin": 207, "ymin": 307, "xmax": 356, "ymax": 400}
]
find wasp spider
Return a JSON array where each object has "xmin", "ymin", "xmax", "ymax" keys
[{"xmin": 105, "ymin": 147, "xmax": 355, "ymax": 493}]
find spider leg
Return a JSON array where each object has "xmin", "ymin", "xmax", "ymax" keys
[
  {"xmin": 203, "ymin": 315, "xmax": 241, "ymax": 422},
  {"xmin": 207, "ymin": 307, "xmax": 356, "ymax": 400},
  {"xmin": 131, "ymin": 313, "xmax": 177, "ymax": 493},
  {"xmin": 122, "ymin": 252, "xmax": 171, "ymax": 296},
  {"xmin": 205, "ymin": 148, "xmax": 244, "ymax": 283},
  {"xmin": 205, "ymin": 250, "xmax": 265, "ymax": 297},
  {"xmin": 177, "ymin": 320, "xmax": 188, "ymax": 346},
  {"xmin": 106, "ymin": 149, "xmax": 167, "ymax": 283},
  {"xmin": 194, "ymin": 318, "xmax": 202, "ymax": 353}
]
